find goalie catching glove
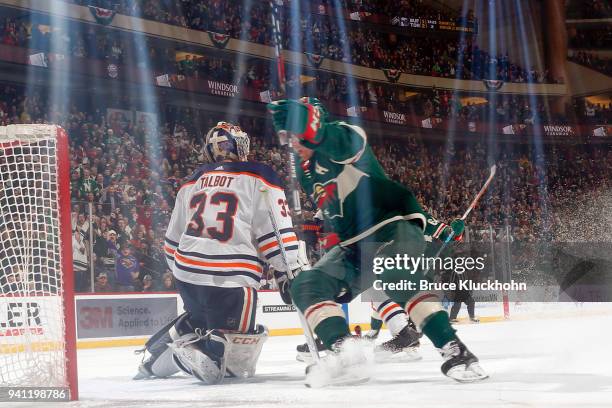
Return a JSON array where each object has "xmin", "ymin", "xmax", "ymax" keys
[
  {"xmin": 267, "ymin": 97, "xmax": 328, "ymax": 146},
  {"xmin": 273, "ymin": 240, "xmax": 310, "ymax": 305}
]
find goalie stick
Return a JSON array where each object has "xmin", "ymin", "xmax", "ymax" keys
[{"xmin": 259, "ymin": 187, "xmax": 321, "ymax": 364}]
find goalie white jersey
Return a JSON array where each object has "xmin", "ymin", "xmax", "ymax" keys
[{"xmin": 164, "ymin": 161, "xmax": 299, "ymax": 288}]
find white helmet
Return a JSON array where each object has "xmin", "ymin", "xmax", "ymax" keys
[{"xmin": 203, "ymin": 121, "xmax": 250, "ymax": 162}]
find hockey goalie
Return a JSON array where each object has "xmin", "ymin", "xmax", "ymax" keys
[{"xmin": 134, "ymin": 122, "xmax": 306, "ymax": 384}]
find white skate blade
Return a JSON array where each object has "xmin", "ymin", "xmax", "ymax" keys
[
  {"xmin": 297, "ymin": 350, "xmax": 329, "ymax": 364},
  {"xmin": 297, "ymin": 351, "xmax": 315, "ymax": 363},
  {"xmin": 133, "ymin": 363, "xmax": 155, "ymax": 380},
  {"xmin": 375, "ymin": 346, "xmax": 423, "ymax": 363},
  {"xmin": 445, "ymin": 362, "xmax": 489, "ymax": 383},
  {"xmin": 132, "ymin": 372, "xmax": 182, "ymax": 380},
  {"xmin": 402, "ymin": 347, "xmax": 423, "ymax": 361},
  {"xmin": 132, "ymin": 370, "xmax": 151, "ymax": 380}
]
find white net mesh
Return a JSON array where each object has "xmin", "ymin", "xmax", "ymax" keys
[{"xmin": 0, "ymin": 125, "xmax": 69, "ymax": 387}]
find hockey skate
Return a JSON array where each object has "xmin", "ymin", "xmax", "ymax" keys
[
  {"xmin": 133, "ymin": 347, "xmax": 179, "ymax": 380},
  {"xmin": 296, "ymin": 338, "xmax": 326, "ymax": 363},
  {"xmin": 133, "ymin": 354, "xmax": 180, "ymax": 380},
  {"xmin": 362, "ymin": 328, "xmax": 380, "ymax": 341},
  {"xmin": 304, "ymin": 337, "xmax": 371, "ymax": 388},
  {"xmin": 133, "ymin": 355, "xmax": 156, "ymax": 380},
  {"xmin": 439, "ymin": 339, "xmax": 488, "ymax": 382},
  {"xmin": 374, "ymin": 326, "xmax": 423, "ymax": 362}
]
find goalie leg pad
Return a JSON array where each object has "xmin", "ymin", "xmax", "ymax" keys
[
  {"xmin": 134, "ymin": 312, "xmax": 190, "ymax": 379},
  {"xmin": 171, "ymin": 329, "xmax": 228, "ymax": 384},
  {"xmin": 144, "ymin": 347, "xmax": 179, "ymax": 378},
  {"xmin": 224, "ymin": 324, "xmax": 269, "ymax": 378}
]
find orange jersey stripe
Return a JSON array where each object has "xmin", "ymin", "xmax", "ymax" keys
[
  {"xmin": 164, "ymin": 245, "xmax": 176, "ymax": 255},
  {"xmin": 380, "ymin": 304, "xmax": 397, "ymax": 319},
  {"xmin": 174, "ymin": 253, "xmax": 263, "ymax": 273},
  {"xmin": 241, "ymin": 288, "xmax": 252, "ymax": 332},
  {"xmin": 259, "ymin": 235, "xmax": 298, "ymax": 252}
]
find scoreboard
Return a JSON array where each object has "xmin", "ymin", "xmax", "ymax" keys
[{"xmin": 391, "ymin": 16, "xmax": 477, "ymax": 33}]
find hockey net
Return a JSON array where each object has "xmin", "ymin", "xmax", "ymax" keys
[{"xmin": 0, "ymin": 125, "xmax": 77, "ymax": 398}]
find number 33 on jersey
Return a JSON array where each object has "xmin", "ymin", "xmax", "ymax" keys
[{"xmin": 164, "ymin": 161, "xmax": 301, "ymax": 289}]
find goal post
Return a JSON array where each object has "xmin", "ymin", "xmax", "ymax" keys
[{"xmin": 0, "ymin": 125, "xmax": 78, "ymax": 400}]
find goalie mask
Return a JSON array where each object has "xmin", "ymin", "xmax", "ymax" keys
[{"xmin": 204, "ymin": 121, "xmax": 250, "ymax": 163}]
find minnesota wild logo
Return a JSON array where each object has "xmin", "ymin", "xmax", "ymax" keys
[
  {"xmin": 208, "ymin": 32, "xmax": 231, "ymax": 49},
  {"xmin": 88, "ymin": 6, "xmax": 116, "ymax": 25},
  {"xmin": 483, "ymin": 79, "xmax": 504, "ymax": 91},
  {"xmin": 306, "ymin": 53, "xmax": 324, "ymax": 68},
  {"xmin": 313, "ymin": 181, "xmax": 342, "ymax": 218},
  {"xmin": 382, "ymin": 68, "xmax": 402, "ymax": 83}
]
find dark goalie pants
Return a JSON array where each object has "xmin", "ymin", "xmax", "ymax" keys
[
  {"xmin": 176, "ymin": 279, "xmax": 258, "ymax": 333},
  {"xmin": 290, "ymin": 220, "xmax": 456, "ymax": 350}
]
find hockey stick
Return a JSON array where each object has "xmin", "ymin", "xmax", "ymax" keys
[
  {"xmin": 259, "ymin": 187, "xmax": 321, "ymax": 363},
  {"xmin": 269, "ymin": 0, "xmax": 301, "ymax": 216},
  {"xmin": 433, "ymin": 164, "xmax": 497, "ymax": 259}
]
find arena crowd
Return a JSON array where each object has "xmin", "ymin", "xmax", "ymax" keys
[{"xmin": 0, "ymin": 83, "xmax": 610, "ymax": 293}]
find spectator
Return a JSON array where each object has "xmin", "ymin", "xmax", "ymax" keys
[
  {"xmin": 141, "ymin": 274, "xmax": 154, "ymax": 292},
  {"xmin": 47, "ymin": 2, "xmax": 542, "ymax": 84},
  {"xmin": 77, "ymin": 168, "xmax": 99, "ymax": 200},
  {"xmin": 115, "ymin": 217, "xmax": 133, "ymax": 245},
  {"xmin": 99, "ymin": 184, "xmax": 122, "ymax": 215},
  {"xmin": 569, "ymin": 51, "xmax": 612, "ymax": 77},
  {"xmin": 72, "ymin": 230, "xmax": 89, "ymax": 292},
  {"xmin": 76, "ymin": 213, "xmax": 91, "ymax": 237},
  {"xmin": 94, "ymin": 229, "xmax": 118, "ymax": 279},
  {"xmin": 161, "ymin": 271, "xmax": 175, "ymax": 291},
  {"xmin": 115, "ymin": 245, "xmax": 140, "ymax": 291},
  {"xmin": 94, "ymin": 272, "xmax": 114, "ymax": 292}
]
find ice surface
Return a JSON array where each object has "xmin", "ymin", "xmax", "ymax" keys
[{"xmin": 6, "ymin": 307, "xmax": 612, "ymax": 408}]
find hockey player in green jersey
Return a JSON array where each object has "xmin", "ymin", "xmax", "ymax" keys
[{"xmin": 268, "ymin": 97, "xmax": 487, "ymax": 383}]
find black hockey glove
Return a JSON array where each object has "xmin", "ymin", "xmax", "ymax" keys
[
  {"xmin": 273, "ymin": 240, "xmax": 311, "ymax": 305},
  {"xmin": 274, "ymin": 265, "xmax": 308, "ymax": 305},
  {"xmin": 273, "ymin": 269, "xmax": 301, "ymax": 305}
]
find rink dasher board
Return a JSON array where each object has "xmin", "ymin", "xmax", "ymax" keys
[
  {"xmin": 71, "ymin": 292, "xmax": 508, "ymax": 348},
  {"xmin": 72, "ymin": 291, "xmax": 312, "ymax": 348},
  {"xmin": 0, "ymin": 295, "xmax": 64, "ymax": 354}
]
